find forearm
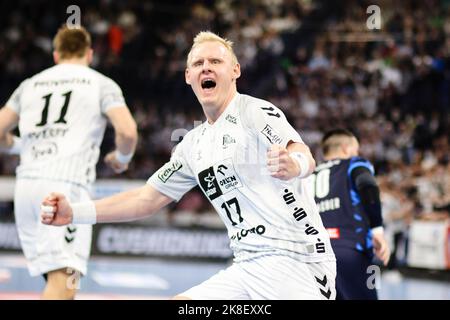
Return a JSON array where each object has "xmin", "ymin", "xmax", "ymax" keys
[
  {"xmin": 0, "ymin": 133, "xmax": 22, "ymax": 155},
  {"xmin": 89, "ymin": 185, "xmax": 173, "ymax": 224},
  {"xmin": 360, "ymin": 186, "xmax": 383, "ymax": 228},
  {"xmin": 352, "ymin": 167, "xmax": 383, "ymax": 228},
  {"xmin": 94, "ymin": 187, "xmax": 148, "ymax": 223},
  {"xmin": 115, "ymin": 128, "xmax": 138, "ymax": 155},
  {"xmin": 0, "ymin": 106, "xmax": 20, "ymax": 151},
  {"xmin": 287, "ymin": 141, "xmax": 316, "ymax": 176},
  {"xmin": 0, "ymin": 132, "xmax": 13, "ymax": 148}
]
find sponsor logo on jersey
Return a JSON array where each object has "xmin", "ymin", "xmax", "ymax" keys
[
  {"xmin": 31, "ymin": 142, "xmax": 58, "ymax": 159},
  {"xmin": 230, "ymin": 225, "xmax": 266, "ymax": 242},
  {"xmin": 326, "ymin": 228, "xmax": 340, "ymax": 239},
  {"xmin": 261, "ymin": 124, "xmax": 283, "ymax": 145},
  {"xmin": 282, "ymin": 189, "xmax": 307, "ymax": 222},
  {"xmin": 158, "ymin": 160, "xmax": 183, "ymax": 183},
  {"xmin": 198, "ymin": 167, "xmax": 223, "ymax": 200},
  {"xmin": 198, "ymin": 159, "xmax": 243, "ymax": 200},
  {"xmin": 33, "ymin": 78, "xmax": 91, "ymax": 87},
  {"xmin": 225, "ymin": 114, "xmax": 237, "ymax": 124},
  {"xmin": 27, "ymin": 127, "xmax": 69, "ymax": 140},
  {"xmin": 222, "ymin": 134, "xmax": 236, "ymax": 149}
]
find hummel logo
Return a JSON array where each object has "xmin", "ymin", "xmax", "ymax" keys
[
  {"xmin": 67, "ymin": 226, "xmax": 77, "ymax": 234},
  {"xmin": 315, "ymin": 275, "xmax": 328, "ymax": 287},
  {"xmin": 320, "ymin": 288, "xmax": 332, "ymax": 299},
  {"xmin": 315, "ymin": 275, "xmax": 332, "ymax": 299},
  {"xmin": 225, "ymin": 114, "xmax": 237, "ymax": 124},
  {"xmin": 65, "ymin": 225, "xmax": 77, "ymax": 244}
]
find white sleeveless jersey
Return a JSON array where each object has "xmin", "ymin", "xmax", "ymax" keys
[
  {"xmin": 148, "ymin": 93, "xmax": 335, "ymax": 263},
  {"xmin": 5, "ymin": 63, "xmax": 126, "ymax": 186}
]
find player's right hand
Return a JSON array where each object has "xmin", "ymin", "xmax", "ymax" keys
[
  {"xmin": 104, "ymin": 151, "xmax": 129, "ymax": 174},
  {"xmin": 41, "ymin": 192, "xmax": 73, "ymax": 226}
]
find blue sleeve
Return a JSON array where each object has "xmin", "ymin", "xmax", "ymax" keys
[
  {"xmin": 347, "ymin": 157, "xmax": 375, "ymax": 177},
  {"xmin": 348, "ymin": 157, "xmax": 383, "ymax": 228}
]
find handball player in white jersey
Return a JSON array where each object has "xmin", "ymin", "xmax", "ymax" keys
[
  {"xmin": 0, "ymin": 26, "xmax": 138, "ymax": 299},
  {"xmin": 40, "ymin": 31, "xmax": 336, "ymax": 299}
]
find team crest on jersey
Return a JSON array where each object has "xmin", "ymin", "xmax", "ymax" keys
[
  {"xmin": 158, "ymin": 160, "xmax": 183, "ymax": 183},
  {"xmin": 198, "ymin": 159, "xmax": 243, "ymax": 200},
  {"xmin": 261, "ymin": 124, "xmax": 283, "ymax": 145},
  {"xmin": 222, "ymin": 134, "xmax": 236, "ymax": 149},
  {"xmin": 225, "ymin": 114, "xmax": 237, "ymax": 124}
]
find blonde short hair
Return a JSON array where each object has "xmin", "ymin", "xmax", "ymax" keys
[
  {"xmin": 53, "ymin": 25, "xmax": 91, "ymax": 59},
  {"xmin": 186, "ymin": 31, "xmax": 239, "ymax": 66}
]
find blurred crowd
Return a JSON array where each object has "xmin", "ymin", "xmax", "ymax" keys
[{"xmin": 0, "ymin": 0, "xmax": 449, "ymax": 262}]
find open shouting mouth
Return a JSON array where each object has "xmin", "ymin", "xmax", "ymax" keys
[{"xmin": 201, "ymin": 78, "xmax": 217, "ymax": 91}]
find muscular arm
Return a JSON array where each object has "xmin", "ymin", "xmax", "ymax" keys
[
  {"xmin": 103, "ymin": 106, "xmax": 138, "ymax": 173},
  {"xmin": 106, "ymin": 106, "xmax": 138, "ymax": 156},
  {"xmin": 95, "ymin": 184, "xmax": 173, "ymax": 222},
  {"xmin": 351, "ymin": 165, "xmax": 390, "ymax": 265},
  {"xmin": 41, "ymin": 184, "xmax": 174, "ymax": 225}
]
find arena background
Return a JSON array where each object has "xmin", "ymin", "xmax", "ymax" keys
[{"xmin": 0, "ymin": 0, "xmax": 448, "ymax": 299}]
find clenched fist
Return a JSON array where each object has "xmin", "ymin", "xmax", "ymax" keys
[
  {"xmin": 41, "ymin": 192, "xmax": 73, "ymax": 226},
  {"xmin": 104, "ymin": 151, "xmax": 129, "ymax": 174},
  {"xmin": 266, "ymin": 144, "xmax": 301, "ymax": 180}
]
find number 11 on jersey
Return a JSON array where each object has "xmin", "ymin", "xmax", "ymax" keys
[{"xmin": 36, "ymin": 90, "xmax": 72, "ymax": 127}]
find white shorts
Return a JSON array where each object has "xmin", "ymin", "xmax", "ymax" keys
[
  {"xmin": 14, "ymin": 178, "xmax": 92, "ymax": 277},
  {"xmin": 180, "ymin": 254, "xmax": 336, "ymax": 300}
]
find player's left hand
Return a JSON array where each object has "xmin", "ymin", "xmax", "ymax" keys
[
  {"xmin": 267, "ymin": 144, "xmax": 300, "ymax": 180},
  {"xmin": 104, "ymin": 151, "xmax": 128, "ymax": 174},
  {"xmin": 372, "ymin": 231, "xmax": 390, "ymax": 266}
]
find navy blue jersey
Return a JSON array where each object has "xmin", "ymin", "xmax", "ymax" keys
[{"xmin": 310, "ymin": 157, "xmax": 375, "ymax": 255}]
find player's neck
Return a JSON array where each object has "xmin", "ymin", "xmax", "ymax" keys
[
  {"xmin": 57, "ymin": 58, "xmax": 89, "ymax": 66},
  {"xmin": 324, "ymin": 153, "xmax": 349, "ymax": 161},
  {"xmin": 204, "ymin": 90, "xmax": 237, "ymax": 124}
]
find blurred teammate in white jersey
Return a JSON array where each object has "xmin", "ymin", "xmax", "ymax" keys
[
  {"xmin": 40, "ymin": 31, "xmax": 336, "ymax": 299},
  {"xmin": 0, "ymin": 26, "xmax": 138, "ymax": 299}
]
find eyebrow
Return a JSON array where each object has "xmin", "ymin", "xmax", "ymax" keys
[{"xmin": 191, "ymin": 57, "xmax": 223, "ymax": 65}]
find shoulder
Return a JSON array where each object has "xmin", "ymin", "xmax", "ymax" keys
[
  {"xmin": 315, "ymin": 159, "xmax": 342, "ymax": 172},
  {"xmin": 347, "ymin": 156, "xmax": 375, "ymax": 175},
  {"xmin": 90, "ymin": 69, "xmax": 117, "ymax": 85},
  {"xmin": 239, "ymin": 94, "xmax": 281, "ymax": 115},
  {"xmin": 175, "ymin": 123, "xmax": 204, "ymax": 152},
  {"xmin": 8, "ymin": 77, "xmax": 32, "ymax": 100},
  {"xmin": 237, "ymin": 94, "xmax": 285, "ymax": 127}
]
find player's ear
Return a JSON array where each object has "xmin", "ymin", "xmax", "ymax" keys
[
  {"xmin": 86, "ymin": 49, "xmax": 93, "ymax": 64},
  {"xmin": 233, "ymin": 63, "xmax": 241, "ymax": 81},
  {"xmin": 53, "ymin": 51, "xmax": 59, "ymax": 64},
  {"xmin": 342, "ymin": 143, "xmax": 351, "ymax": 157},
  {"xmin": 185, "ymin": 68, "xmax": 191, "ymax": 85}
]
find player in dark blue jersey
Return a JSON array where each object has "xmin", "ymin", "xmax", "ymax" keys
[{"xmin": 310, "ymin": 129, "xmax": 390, "ymax": 300}]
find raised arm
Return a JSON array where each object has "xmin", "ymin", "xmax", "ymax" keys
[{"xmin": 41, "ymin": 184, "xmax": 173, "ymax": 226}]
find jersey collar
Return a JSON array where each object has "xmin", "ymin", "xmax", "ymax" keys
[{"xmin": 204, "ymin": 92, "xmax": 240, "ymax": 129}]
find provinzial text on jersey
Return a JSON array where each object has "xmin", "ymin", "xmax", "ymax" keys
[{"xmin": 33, "ymin": 78, "xmax": 91, "ymax": 87}]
